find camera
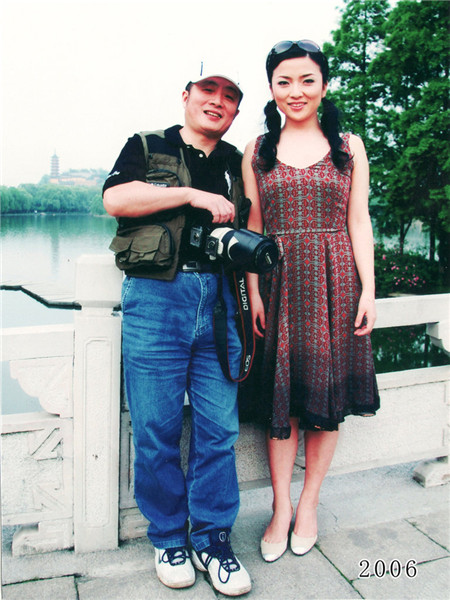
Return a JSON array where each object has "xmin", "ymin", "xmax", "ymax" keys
[{"xmin": 190, "ymin": 226, "xmax": 278, "ymax": 273}]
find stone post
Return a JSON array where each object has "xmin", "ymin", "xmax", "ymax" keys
[{"xmin": 73, "ymin": 254, "xmax": 123, "ymax": 552}]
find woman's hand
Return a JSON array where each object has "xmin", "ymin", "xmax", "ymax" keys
[
  {"xmin": 251, "ymin": 292, "xmax": 266, "ymax": 338},
  {"xmin": 354, "ymin": 291, "xmax": 376, "ymax": 336}
]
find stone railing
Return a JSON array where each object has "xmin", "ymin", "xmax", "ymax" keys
[{"xmin": 1, "ymin": 255, "xmax": 449, "ymax": 556}]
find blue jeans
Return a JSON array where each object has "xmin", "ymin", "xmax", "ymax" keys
[{"xmin": 121, "ymin": 272, "xmax": 242, "ymax": 551}]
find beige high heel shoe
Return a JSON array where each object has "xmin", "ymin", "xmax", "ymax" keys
[
  {"xmin": 260, "ymin": 503, "xmax": 294, "ymax": 563},
  {"xmin": 290, "ymin": 531, "xmax": 317, "ymax": 556}
]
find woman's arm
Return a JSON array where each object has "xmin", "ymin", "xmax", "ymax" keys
[
  {"xmin": 347, "ymin": 134, "xmax": 377, "ymax": 336},
  {"xmin": 243, "ymin": 140, "xmax": 266, "ymax": 337}
]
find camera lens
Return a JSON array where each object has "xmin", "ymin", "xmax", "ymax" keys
[
  {"xmin": 224, "ymin": 229, "xmax": 278, "ymax": 273},
  {"xmin": 254, "ymin": 240, "xmax": 279, "ymax": 273}
]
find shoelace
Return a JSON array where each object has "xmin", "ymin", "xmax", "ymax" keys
[
  {"xmin": 161, "ymin": 547, "xmax": 188, "ymax": 566},
  {"xmin": 202, "ymin": 540, "xmax": 241, "ymax": 584}
]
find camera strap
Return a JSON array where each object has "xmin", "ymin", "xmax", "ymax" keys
[{"xmin": 213, "ymin": 270, "xmax": 255, "ymax": 382}]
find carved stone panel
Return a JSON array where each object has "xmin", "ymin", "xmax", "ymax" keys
[
  {"xmin": 9, "ymin": 356, "xmax": 73, "ymax": 417},
  {"xmin": 1, "ymin": 414, "xmax": 73, "ymax": 529},
  {"xmin": 12, "ymin": 519, "xmax": 73, "ymax": 556}
]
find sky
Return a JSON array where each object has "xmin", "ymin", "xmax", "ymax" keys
[{"xmin": 1, "ymin": 0, "xmax": 345, "ymax": 187}]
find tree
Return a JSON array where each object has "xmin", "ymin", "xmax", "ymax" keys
[
  {"xmin": 90, "ymin": 191, "xmax": 107, "ymax": 215},
  {"xmin": 0, "ymin": 183, "xmax": 105, "ymax": 215},
  {"xmin": 369, "ymin": 0, "xmax": 449, "ymax": 281},
  {"xmin": 322, "ymin": 0, "xmax": 392, "ymax": 249},
  {"xmin": 0, "ymin": 186, "xmax": 32, "ymax": 213},
  {"xmin": 323, "ymin": 0, "xmax": 449, "ymax": 287},
  {"xmin": 322, "ymin": 0, "xmax": 390, "ymax": 148}
]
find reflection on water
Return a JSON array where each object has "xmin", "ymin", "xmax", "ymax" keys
[
  {"xmin": 2, "ymin": 291, "xmax": 76, "ymax": 414},
  {"xmin": 2, "ymin": 214, "xmax": 117, "ymax": 287},
  {"xmin": 2, "ymin": 214, "xmax": 117, "ymax": 414},
  {"xmin": 0, "ymin": 214, "xmax": 444, "ymax": 414}
]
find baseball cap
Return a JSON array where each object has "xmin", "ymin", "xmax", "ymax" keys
[{"xmin": 187, "ymin": 61, "xmax": 243, "ymax": 99}]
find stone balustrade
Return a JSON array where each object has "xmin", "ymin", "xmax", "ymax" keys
[{"xmin": 1, "ymin": 255, "xmax": 449, "ymax": 556}]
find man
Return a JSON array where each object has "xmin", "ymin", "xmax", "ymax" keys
[{"xmin": 103, "ymin": 67, "xmax": 252, "ymax": 596}]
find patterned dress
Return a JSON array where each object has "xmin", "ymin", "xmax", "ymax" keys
[{"xmin": 252, "ymin": 134, "xmax": 380, "ymax": 438}]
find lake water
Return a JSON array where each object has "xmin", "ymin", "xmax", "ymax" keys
[
  {"xmin": 2, "ymin": 214, "xmax": 117, "ymax": 413},
  {"xmin": 0, "ymin": 214, "xmax": 443, "ymax": 414}
]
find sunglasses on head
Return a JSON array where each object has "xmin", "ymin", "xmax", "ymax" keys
[{"xmin": 268, "ymin": 39, "xmax": 321, "ymax": 59}]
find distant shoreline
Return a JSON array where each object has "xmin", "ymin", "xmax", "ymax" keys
[{"xmin": 2, "ymin": 212, "xmax": 111, "ymax": 218}]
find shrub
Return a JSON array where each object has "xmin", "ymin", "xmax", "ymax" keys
[{"xmin": 374, "ymin": 244, "xmax": 440, "ymax": 297}]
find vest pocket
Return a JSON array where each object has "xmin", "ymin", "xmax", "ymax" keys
[{"xmin": 109, "ymin": 224, "xmax": 174, "ymax": 271}]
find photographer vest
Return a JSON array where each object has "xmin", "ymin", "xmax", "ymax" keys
[{"xmin": 109, "ymin": 129, "xmax": 249, "ymax": 281}]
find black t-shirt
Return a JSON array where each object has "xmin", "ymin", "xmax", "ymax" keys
[{"xmin": 103, "ymin": 126, "xmax": 239, "ymax": 264}]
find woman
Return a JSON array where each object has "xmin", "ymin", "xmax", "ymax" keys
[{"xmin": 242, "ymin": 40, "xmax": 380, "ymax": 562}]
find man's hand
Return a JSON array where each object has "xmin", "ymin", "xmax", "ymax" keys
[{"xmin": 187, "ymin": 189, "xmax": 235, "ymax": 223}]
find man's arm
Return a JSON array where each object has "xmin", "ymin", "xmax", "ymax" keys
[
  {"xmin": 102, "ymin": 134, "xmax": 235, "ymax": 223},
  {"xmin": 103, "ymin": 181, "xmax": 236, "ymax": 224}
]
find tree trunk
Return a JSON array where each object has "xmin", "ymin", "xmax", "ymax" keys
[
  {"xmin": 399, "ymin": 227, "xmax": 406, "ymax": 254},
  {"xmin": 437, "ymin": 229, "xmax": 450, "ymax": 288},
  {"xmin": 429, "ymin": 230, "xmax": 436, "ymax": 262}
]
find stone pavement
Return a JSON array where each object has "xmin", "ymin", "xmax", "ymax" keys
[{"xmin": 2, "ymin": 461, "xmax": 449, "ymax": 600}]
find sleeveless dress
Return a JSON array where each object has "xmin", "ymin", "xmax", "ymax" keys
[{"xmin": 251, "ymin": 134, "xmax": 380, "ymax": 438}]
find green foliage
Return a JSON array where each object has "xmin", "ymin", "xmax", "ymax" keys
[
  {"xmin": 0, "ymin": 186, "xmax": 33, "ymax": 213},
  {"xmin": 324, "ymin": 0, "xmax": 449, "ymax": 285},
  {"xmin": 323, "ymin": 0, "xmax": 389, "ymax": 142},
  {"xmin": 374, "ymin": 244, "xmax": 441, "ymax": 298},
  {"xmin": 89, "ymin": 191, "xmax": 107, "ymax": 215},
  {"xmin": 0, "ymin": 184, "xmax": 107, "ymax": 215},
  {"xmin": 370, "ymin": 0, "xmax": 450, "ymax": 275}
]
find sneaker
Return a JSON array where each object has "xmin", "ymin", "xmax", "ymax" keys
[
  {"xmin": 154, "ymin": 547, "xmax": 195, "ymax": 589},
  {"xmin": 192, "ymin": 530, "xmax": 251, "ymax": 596}
]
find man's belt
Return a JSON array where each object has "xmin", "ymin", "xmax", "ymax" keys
[{"xmin": 178, "ymin": 260, "xmax": 220, "ymax": 273}]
